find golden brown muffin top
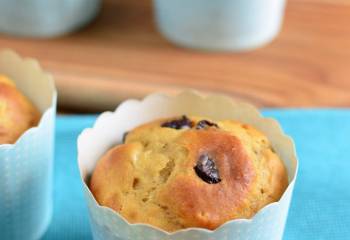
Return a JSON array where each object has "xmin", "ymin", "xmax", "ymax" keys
[
  {"xmin": 0, "ymin": 75, "xmax": 40, "ymax": 144},
  {"xmin": 90, "ymin": 116, "xmax": 288, "ymax": 232}
]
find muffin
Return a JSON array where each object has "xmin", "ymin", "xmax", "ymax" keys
[
  {"xmin": 0, "ymin": 74, "xmax": 40, "ymax": 144},
  {"xmin": 90, "ymin": 115, "xmax": 288, "ymax": 232},
  {"xmin": 0, "ymin": 50, "xmax": 57, "ymax": 240}
]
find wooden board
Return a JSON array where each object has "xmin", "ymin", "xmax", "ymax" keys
[{"xmin": 0, "ymin": 0, "xmax": 349, "ymax": 111}]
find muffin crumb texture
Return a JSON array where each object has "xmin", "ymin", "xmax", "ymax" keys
[
  {"xmin": 90, "ymin": 116, "xmax": 288, "ymax": 232},
  {"xmin": 0, "ymin": 75, "xmax": 40, "ymax": 144}
]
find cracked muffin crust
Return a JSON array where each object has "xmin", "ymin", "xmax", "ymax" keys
[
  {"xmin": 0, "ymin": 75, "xmax": 40, "ymax": 144},
  {"xmin": 89, "ymin": 116, "xmax": 288, "ymax": 232}
]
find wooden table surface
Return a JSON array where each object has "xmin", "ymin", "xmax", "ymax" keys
[{"xmin": 0, "ymin": 0, "xmax": 349, "ymax": 111}]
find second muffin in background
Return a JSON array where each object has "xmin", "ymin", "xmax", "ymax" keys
[
  {"xmin": 90, "ymin": 115, "xmax": 288, "ymax": 232},
  {"xmin": 0, "ymin": 50, "xmax": 57, "ymax": 240},
  {"xmin": 0, "ymin": 75, "xmax": 40, "ymax": 144}
]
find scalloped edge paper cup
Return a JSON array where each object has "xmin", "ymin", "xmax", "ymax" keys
[
  {"xmin": 154, "ymin": 0, "xmax": 286, "ymax": 51},
  {"xmin": 0, "ymin": 50, "xmax": 57, "ymax": 240},
  {"xmin": 78, "ymin": 91, "xmax": 298, "ymax": 240}
]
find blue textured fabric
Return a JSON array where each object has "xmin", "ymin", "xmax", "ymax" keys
[{"xmin": 41, "ymin": 110, "xmax": 350, "ymax": 240}]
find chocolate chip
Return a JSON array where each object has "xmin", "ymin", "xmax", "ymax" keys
[
  {"xmin": 161, "ymin": 115, "xmax": 194, "ymax": 130},
  {"xmin": 122, "ymin": 131, "xmax": 129, "ymax": 143},
  {"xmin": 195, "ymin": 120, "xmax": 219, "ymax": 130},
  {"xmin": 194, "ymin": 154, "xmax": 221, "ymax": 184}
]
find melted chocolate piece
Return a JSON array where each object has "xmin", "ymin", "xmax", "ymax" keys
[
  {"xmin": 122, "ymin": 131, "xmax": 129, "ymax": 143},
  {"xmin": 195, "ymin": 120, "xmax": 219, "ymax": 130},
  {"xmin": 194, "ymin": 154, "xmax": 221, "ymax": 184},
  {"xmin": 161, "ymin": 115, "xmax": 194, "ymax": 130}
]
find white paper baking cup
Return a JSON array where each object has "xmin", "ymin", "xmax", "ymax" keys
[
  {"xmin": 0, "ymin": 50, "xmax": 57, "ymax": 240},
  {"xmin": 78, "ymin": 91, "xmax": 298, "ymax": 240},
  {"xmin": 153, "ymin": 0, "xmax": 287, "ymax": 51}
]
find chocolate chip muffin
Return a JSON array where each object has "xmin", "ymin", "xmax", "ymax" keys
[
  {"xmin": 90, "ymin": 115, "xmax": 288, "ymax": 232},
  {"xmin": 0, "ymin": 75, "xmax": 40, "ymax": 144}
]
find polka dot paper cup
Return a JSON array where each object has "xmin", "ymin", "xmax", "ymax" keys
[
  {"xmin": 0, "ymin": 50, "xmax": 57, "ymax": 240},
  {"xmin": 78, "ymin": 91, "xmax": 298, "ymax": 240}
]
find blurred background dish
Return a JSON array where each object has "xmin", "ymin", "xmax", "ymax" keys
[
  {"xmin": 153, "ymin": 0, "xmax": 287, "ymax": 51},
  {"xmin": 0, "ymin": 0, "xmax": 100, "ymax": 38}
]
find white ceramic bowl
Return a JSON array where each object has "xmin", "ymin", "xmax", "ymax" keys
[
  {"xmin": 154, "ymin": 0, "xmax": 287, "ymax": 51},
  {"xmin": 0, "ymin": 0, "xmax": 100, "ymax": 38}
]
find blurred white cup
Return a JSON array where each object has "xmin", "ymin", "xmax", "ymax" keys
[
  {"xmin": 0, "ymin": 0, "xmax": 100, "ymax": 38},
  {"xmin": 153, "ymin": 0, "xmax": 287, "ymax": 51}
]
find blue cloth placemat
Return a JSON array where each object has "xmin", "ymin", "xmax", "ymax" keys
[{"xmin": 41, "ymin": 110, "xmax": 350, "ymax": 240}]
